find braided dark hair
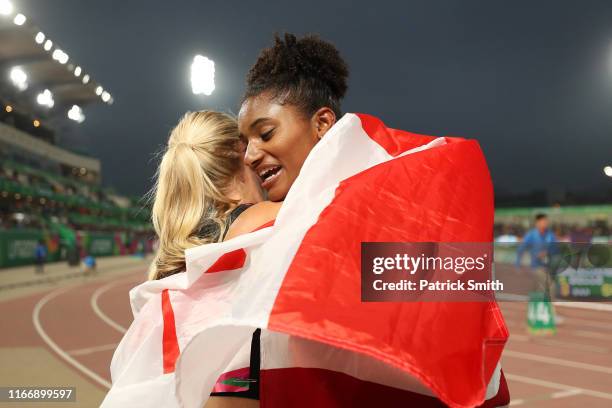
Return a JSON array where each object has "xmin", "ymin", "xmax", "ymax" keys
[{"xmin": 244, "ymin": 33, "xmax": 349, "ymax": 118}]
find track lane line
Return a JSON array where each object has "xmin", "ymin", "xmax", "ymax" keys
[
  {"xmin": 91, "ymin": 280, "xmax": 130, "ymax": 334},
  {"xmin": 506, "ymin": 373, "xmax": 612, "ymax": 401},
  {"xmin": 508, "ymin": 389, "xmax": 583, "ymax": 406},
  {"xmin": 508, "ymin": 333, "xmax": 609, "ymax": 354},
  {"xmin": 33, "ymin": 286, "xmax": 111, "ymax": 389},
  {"xmin": 504, "ymin": 350, "xmax": 612, "ymax": 374},
  {"xmin": 68, "ymin": 343, "xmax": 118, "ymax": 356}
]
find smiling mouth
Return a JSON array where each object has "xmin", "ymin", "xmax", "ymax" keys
[{"xmin": 258, "ymin": 166, "xmax": 282, "ymax": 189}]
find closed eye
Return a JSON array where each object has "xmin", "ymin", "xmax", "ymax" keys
[{"xmin": 260, "ymin": 129, "xmax": 274, "ymax": 142}]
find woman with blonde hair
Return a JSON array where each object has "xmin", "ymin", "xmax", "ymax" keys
[{"xmin": 148, "ymin": 110, "xmax": 265, "ymax": 281}]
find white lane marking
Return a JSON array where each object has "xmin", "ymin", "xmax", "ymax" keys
[
  {"xmin": 551, "ymin": 389, "xmax": 583, "ymax": 399},
  {"xmin": 509, "ymin": 333, "xmax": 609, "ymax": 353},
  {"xmin": 571, "ymin": 329, "xmax": 611, "ymax": 340},
  {"xmin": 91, "ymin": 280, "xmax": 129, "ymax": 334},
  {"xmin": 508, "ymin": 389, "xmax": 582, "ymax": 406},
  {"xmin": 556, "ymin": 302, "xmax": 612, "ymax": 312},
  {"xmin": 506, "ymin": 373, "xmax": 612, "ymax": 401},
  {"xmin": 33, "ymin": 286, "xmax": 111, "ymax": 389},
  {"xmin": 504, "ymin": 350, "xmax": 612, "ymax": 374},
  {"xmin": 67, "ymin": 343, "xmax": 118, "ymax": 356}
]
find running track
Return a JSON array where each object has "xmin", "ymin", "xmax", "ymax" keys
[{"xmin": 1, "ymin": 264, "xmax": 611, "ymax": 407}]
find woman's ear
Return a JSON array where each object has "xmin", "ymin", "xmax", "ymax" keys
[{"xmin": 313, "ymin": 107, "xmax": 337, "ymax": 140}]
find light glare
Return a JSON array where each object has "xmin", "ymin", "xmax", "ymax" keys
[
  {"xmin": 13, "ymin": 12, "xmax": 25, "ymax": 25},
  {"xmin": 190, "ymin": 55, "xmax": 215, "ymax": 96},
  {"xmin": 35, "ymin": 32, "xmax": 45, "ymax": 44},
  {"xmin": 52, "ymin": 49, "xmax": 69, "ymax": 64},
  {"xmin": 43, "ymin": 39, "xmax": 53, "ymax": 51},
  {"xmin": 74, "ymin": 66, "xmax": 81, "ymax": 76},
  {"xmin": 9, "ymin": 66, "xmax": 27, "ymax": 91},
  {"xmin": 82, "ymin": 74, "xmax": 90, "ymax": 84},
  {"xmin": 67, "ymin": 105, "xmax": 85, "ymax": 123},
  {"xmin": 95, "ymin": 86, "xmax": 103, "ymax": 95},
  {"xmin": 604, "ymin": 166, "xmax": 612, "ymax": 178},
  {"xmin": 0, "ymin": 0, "xmax": 13, "ymax": 16},
  {"xmin": 36, "ymin": 89, "xmax": 54, "ymax": 108}
]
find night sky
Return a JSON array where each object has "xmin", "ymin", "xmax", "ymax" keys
[{"xmin": 15, "ymin": 0, "xmax": 612, "ymax": 198}]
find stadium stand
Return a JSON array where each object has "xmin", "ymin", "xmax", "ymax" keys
[{"xmin": 0, "ymin": 10, "xmax": 153, "ymax": 268}]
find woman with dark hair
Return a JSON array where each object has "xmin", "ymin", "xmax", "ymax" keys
[
  {"xmin": 222, "ymin": 33, "xmax": 348, "ymax": 237},
  {"xmin": 217, "ymin": 33, "xmax": 509, "ymax": 408},
  {"xmin": 239, "ymin": 33, "xmax": 347, "ymax": 202}
]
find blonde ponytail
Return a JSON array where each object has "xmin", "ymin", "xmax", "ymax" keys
[{"xmin": 148, "ymin": 111, "xmax": 242, "ymax": 280}]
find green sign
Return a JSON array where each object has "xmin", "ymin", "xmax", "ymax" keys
[
  {"xmin": 0, "ymin": 230, "xmax": 61, "ymax": 268},
  {"xmin": 526, "ymin": 292, "xmax": 556, "ymax": 335},
  {"xmin": 557, "ymin": 268, "xmax": 612, "ymax": 300}
]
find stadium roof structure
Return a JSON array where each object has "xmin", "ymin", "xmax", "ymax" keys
[{"xmin": 0, "ymin": 3, "xmax": 112, "ymax": 118}]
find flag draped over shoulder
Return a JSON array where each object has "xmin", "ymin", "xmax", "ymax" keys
[{"xmin": 102, "ymin": 113, "xmax": 509, "ymax": 408}]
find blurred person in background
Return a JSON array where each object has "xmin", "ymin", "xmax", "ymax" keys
[
  {"xmin": 34, "ymin": 239, "xmax": 47, "ymax": 274},
  {"xmin": 81, "ymin": 253, "xmax": 97, "ymax": 274},
  {"xmin": 516, "ymin": 213, "xmax": 557, "ymax": 270},
  {"xmin": 516, "ymin": 213, "xmax": 562, "ymax": 322}
]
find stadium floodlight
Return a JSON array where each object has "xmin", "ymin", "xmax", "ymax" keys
[
  {"xmin": 101, "ymin": 91, "xmax": 111, "ymax": 102},
  {"xmin": 67, "ymin": 105, "xmax": 85, "ymax": 123},
  {"xmin": 36, "ymin": 89, "xmax": 54, "ymax": 108},
  {"xmin": 52, "ymin": 49, "xmax": 69, "ymax": 64},
  {"xmin": 190, "ymin": 55, "xmax": 215, "ymax": 96},
  {"xmin": 604, "ymin": 166, "xmax": 612, "ymax": 178},
  {"xmin": 82, "ymin": 74, "xmax": 90, "ymax": 84},
  {"xmin": 35, "ymin": 32, "xmax": 45, "ymax": 44},
  {"xmin": 74, "ymin": 66, "xmax": 81, "ymax": 77},
  {"xmin": 13, "ymin": 12, "xmax": 25, "ymax": 25},
  {"xmin": 0, "ymin": 0, "xmax": 13, "ymax": 16},
  {"xmin": 43, "ymin": 39, "xmax": 53, "ymax": 51},
  {"xmin": 9, "ymin": 66, "xmax": 27, "ymax": 91},
  {"xmin": 95, "ymin": 86, "xmax": 103, "ymax": 95}
]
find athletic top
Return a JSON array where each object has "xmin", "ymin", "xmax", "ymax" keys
[
  {"xmin": 195, "ymin": 203, "xmax": 251, "ymax": 243},
  {"xmin": 221, "ymin": 204, "xmax": 251, "ymax": 240}
]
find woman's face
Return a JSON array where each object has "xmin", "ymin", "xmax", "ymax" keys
[{"xmin": 238, "ymin": 94, "xmax": 321, "ymax": 202}]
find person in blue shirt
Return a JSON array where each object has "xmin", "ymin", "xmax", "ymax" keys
[
  {"xmin": 516, "ymin": 213, "xmax": 558, "ymax": 268},
  {"xmin": 516, "ymin": 213, "xmax": 559, "ymax": 301},
  {"xmin": 35, "ymin": 239, "xmax": 47, "ymax": 274}
]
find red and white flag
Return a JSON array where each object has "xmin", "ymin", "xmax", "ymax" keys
[{"xmin": 102, "ymin": 113, "xmax": 509, "ymax": 408}]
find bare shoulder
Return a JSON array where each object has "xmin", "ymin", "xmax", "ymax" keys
[{"xmin": 223, "ymin": 201, "xmax": 281, "ymax": 241}]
